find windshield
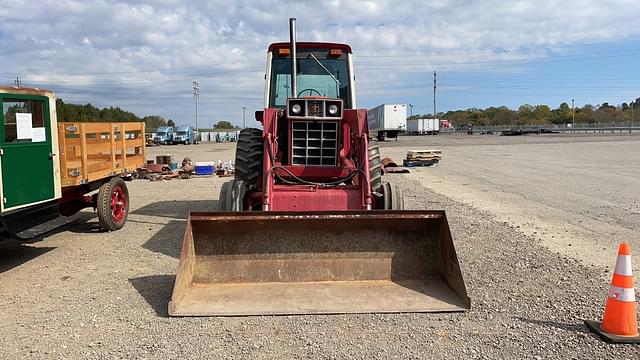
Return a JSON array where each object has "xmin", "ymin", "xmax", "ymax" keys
[
  {"xmin": 269, "ymin": 51, "xmax": 351, "ymax": 109},
  {"xmin": 157, "ymin": 130, "xmax": 167, "ymax": 135},
  {"xmin": 176, "ymin": 131, "xmax": 187, "ymax": 135}
]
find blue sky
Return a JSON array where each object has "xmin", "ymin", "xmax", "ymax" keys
[
  {"xmin": 1, "ymin": 1, "xmax": 639, "ymax": 128},
  {"xmin": 397, "ymin": 38, "xmax": 640, "ymax": 115}
]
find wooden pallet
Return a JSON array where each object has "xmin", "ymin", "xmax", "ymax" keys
[
  {"xmin": 406, "ymin": 149, "xmax": 442, "ymax": 161},
  {"xmin": 58, "ymin": 122, "xmax": 146, "ymax": 186}
]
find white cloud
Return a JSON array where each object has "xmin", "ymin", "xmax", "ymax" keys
[{"xmin": 1, "ymin": 0, "xmax": 639, "ymax": 123}]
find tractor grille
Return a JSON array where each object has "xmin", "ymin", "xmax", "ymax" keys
[
  {"xmin": 306, "ymin": 100, "xmax": 324, "ymax": 117},
  {"xmin": 291, "ymin": 121, "xmax": 338, "ymax": 166}
]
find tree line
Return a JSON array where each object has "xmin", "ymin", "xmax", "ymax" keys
[
  {"xmin": 55, "ymin": 98, "xmax": 174, "ymax": 131},
  {"xmin": 56, "ymin": 96, "xmax": 639, "ymax": 131},
  {"xmin": 411, "ymin": 98, "xmax": 640, "ymax": 127}
]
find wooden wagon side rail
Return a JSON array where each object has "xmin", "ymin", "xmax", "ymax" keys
[{"xmin": 58, "ymin": 122, "xmax": 146, "ymax": 187}]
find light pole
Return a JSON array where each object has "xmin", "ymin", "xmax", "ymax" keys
[
  {"xmin": 193, "ymin": 81, "xmax": 200, "ymax": 132},
  {"xmin": 242, "ymin": 106, "xmax": 247, "ymax": 128},
  {"xmin": 571, "ymin": 99, "xmax": 575, "ymax": 130},
  {"xmin": 409, "ymin": 104, "xmax": 414, "ymax": 118},
  {"xmin": 433, "ymin": 70, "xmax": 437, "ymax": 124}
]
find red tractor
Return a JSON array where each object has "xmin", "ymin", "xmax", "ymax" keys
[
  {"xmin": 169, "ymin": 19, "xmax": 468, "ymax": 317},
  {"xmin": 219, "ymin": 25, "xmax": 402, "ymax": 212}
]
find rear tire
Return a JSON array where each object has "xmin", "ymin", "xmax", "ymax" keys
[
  {"xmin": 219, "ymin": 180, "xmax": 246, "ymax": 211},
  {"xmin": 235, "ymin": 128, "xmax": 263, "ymax": 189},
  {"xmin": 97, "ymin": 177, "xmax": 129, "ymax": 231},
  {"xmin": 369, "ymin": 144, "xmax": 383, "ymax": 193},
  {"xmin": 380, "ymin": 182, "xmax": 404, "ymax": 210}
]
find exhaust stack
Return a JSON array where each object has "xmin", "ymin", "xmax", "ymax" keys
[{"xmin": 289, "ymin": 17, "xmax": 297, "ymax": 98}]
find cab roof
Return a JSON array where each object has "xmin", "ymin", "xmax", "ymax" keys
[{"xmin": 268, "ymin": 42, "xmax": 352, "ymax": 53}]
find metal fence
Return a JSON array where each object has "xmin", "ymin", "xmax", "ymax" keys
[{"xmin": 436, "ymin": 122, "xmax": 640, "ymax": 135}]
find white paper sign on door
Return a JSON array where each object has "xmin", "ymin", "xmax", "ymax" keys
[
  {"xmin": 16, "ymin": 113, "xmax": 33, "ymax": 140},
  {"xmin": 32, "ymin": 127, "xmax": 46, "ymax": 142}
]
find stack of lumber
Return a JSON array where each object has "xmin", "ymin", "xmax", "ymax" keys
[{"xmin": 403, "ymin": 149, "xmax": 442, "ymax": 167}]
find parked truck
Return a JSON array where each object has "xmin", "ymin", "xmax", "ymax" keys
[
  {"xmin": 0, "ymin": 86, "xmax": 145, "ymax": 239},
  {"xmin": 155, "ymin": 126, "xmax": 174, "ymax": 145},
  {"xmin": 174, "ymin": 125, "xmax": 195, "ymax": 145},
  {"xmin": 367, "ymin": 104, "xmax": 407, "ymax": 141},
  {"xmin": 407, "ymin": 117, "xmax": 440, "ymax": 135}
]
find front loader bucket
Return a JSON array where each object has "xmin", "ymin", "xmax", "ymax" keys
[{"xmin": 168, "ymin": 211, "xmax": 470, "ymax": 316}]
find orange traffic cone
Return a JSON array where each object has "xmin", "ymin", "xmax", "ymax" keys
[{"xmin": 585, "ymin": 243, "xmax": 640, "ymax": 343}]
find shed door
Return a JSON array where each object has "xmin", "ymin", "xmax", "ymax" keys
[{"xmin": 0, "ymin": 95, "xmax": 55, "ymax": 210}]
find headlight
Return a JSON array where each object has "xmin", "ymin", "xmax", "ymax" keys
[
  {"xmin": 292, "ymin": 103, "xmax": 302, "ymax": 114},
  {"xmin": 328, "ymin": 104, "xmax": 338, "ymax": 115}
]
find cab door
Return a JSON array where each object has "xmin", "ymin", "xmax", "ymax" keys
[{"xmin": 0, "ymin": 94, "xmax": 55, "ymax": 211}]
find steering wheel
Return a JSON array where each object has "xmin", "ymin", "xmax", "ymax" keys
[{"xmin": 297, "ymin": 88, "xmax": 323, "ymax": 97}]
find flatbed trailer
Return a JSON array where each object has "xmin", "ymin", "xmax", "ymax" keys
[{"xmin": 0, "ymin": 86, "xmax": 145, "ymax": 239}]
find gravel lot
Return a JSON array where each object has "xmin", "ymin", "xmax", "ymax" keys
[{"xmin": 1, "ymin": 135, "xmax": 639, "ymax": 359}]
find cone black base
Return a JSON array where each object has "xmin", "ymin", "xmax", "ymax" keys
[{"xmin": 585, "ymin": 320, "xmax": 640, "ymax": 343}]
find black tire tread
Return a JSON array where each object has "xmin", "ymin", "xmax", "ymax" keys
[
  {"xmin": 369, "ymin": 144, "xmax": 383, "ymax": 193},
  {"xmin": 381, "ymin": 182, "xmax": 404, "ymax": 210},
  {"xmin": 234, "ymin": 128, "xmax": 263, "ymax": 187},
  {"xmin": 219, "ymin": 180, "xmax": 247, "ymax": 211},
  {"xmin": 219, "ymin": 181, "xmax": 229, "ymax": 211}
]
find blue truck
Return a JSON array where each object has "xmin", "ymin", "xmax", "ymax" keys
[
  {"xmin": 156, "ymin": 126, "xmax": 174, "ymax": 145},
  {"xmin": 174, "ymin": 125, "xmax": 196, "ymax": 145}
]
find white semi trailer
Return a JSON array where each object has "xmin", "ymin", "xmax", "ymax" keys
[
  {"xmin": 367, "ymin": 104, "xmax": 407, "ymax": 141},
  {"xmin": 407, "ymin": 118, "xmax": 440, "ymax": 135}
]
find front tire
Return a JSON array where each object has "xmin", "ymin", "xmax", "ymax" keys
[
  {"xmin": 378, "ymin": 182, "xmax": 404, "ymax": 210},
  {"xmin": 219, "ymin": 180, "xmax": 246, "ymax": 211},
  {"xmin": 97, "ymin": 177, "xmax": 129, "ymax": 231}
]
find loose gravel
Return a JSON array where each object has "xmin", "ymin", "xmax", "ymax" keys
[{"xmin": 0, "ymin": 148, "xmax": 638, "ymax": 359}]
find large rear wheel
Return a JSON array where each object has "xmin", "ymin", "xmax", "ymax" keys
[
  {"xmin": 97, "ymin": 177, "xmax": 129, "ymax": 231},
  {"xmin": 235, "ymin": 128, "xmax": 263, "ymax": 189},
  {"xmin": 369, "ymin": 144, "xmax": 383, "ymax": 193}
]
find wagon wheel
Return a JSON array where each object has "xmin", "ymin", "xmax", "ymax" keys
[{"xmin": 97, "ymin": 177, "xmax": 130, "ymax": 231}]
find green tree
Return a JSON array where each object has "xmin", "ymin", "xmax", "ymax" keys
[
  {"xmin": 552, "ymin": 102, "xmax": 573, "ymax": 124},
  {"xmin": 214, "ymin": 120, "xmax": 235, "ymax": 129},
  {"xmin": 142, "ymin": 115, "xmax": 167, "ymax": 131},
  {"xmin": 167, "ymin": 119, "xmax": 175, "ymax": 127},
  {"xmin": 517, "ymin": 104, "xmax": 535, "ymax": 125},
  {"xmin": 532, "ymin": 105, "xmax": 552, "ymax": 125}
]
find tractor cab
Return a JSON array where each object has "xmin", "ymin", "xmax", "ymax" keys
[
  {"xmin": 260, "ymin": 42, "xmax": 362, "ymax": 174},
  {"xmin": 264, "ymin": 42, "xmax": 356, "ymax": 110}
]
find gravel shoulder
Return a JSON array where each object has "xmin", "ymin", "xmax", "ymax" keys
[
  {"xmin": 379, "ymin": 134, "xmax": 640, "ymax": 270},
  {"xmin": 0, "ymin": 139, "xmax": 638, "ymax": 359}
]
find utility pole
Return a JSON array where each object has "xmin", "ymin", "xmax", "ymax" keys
[
  {"xmin": 433, "ymin": 70, "xmax": 437, "ymax": 124},
  {"xmin": 571, "ymin": 99, "xmax": 575, "ymax": 130},
  {"xmin": 631, "ymin": 102, "xmax": 635, "ymax": 134},
  {"xmin": 192, "ymin": 81, "xmax": 199, "ymax": 132},
  {"xmin": 14, "ymin": 77, "xmax": 21, "ymax": 87},
  {"xmin": 242, "ymin": 106, "xmax": 247, "ymax": 128}
]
